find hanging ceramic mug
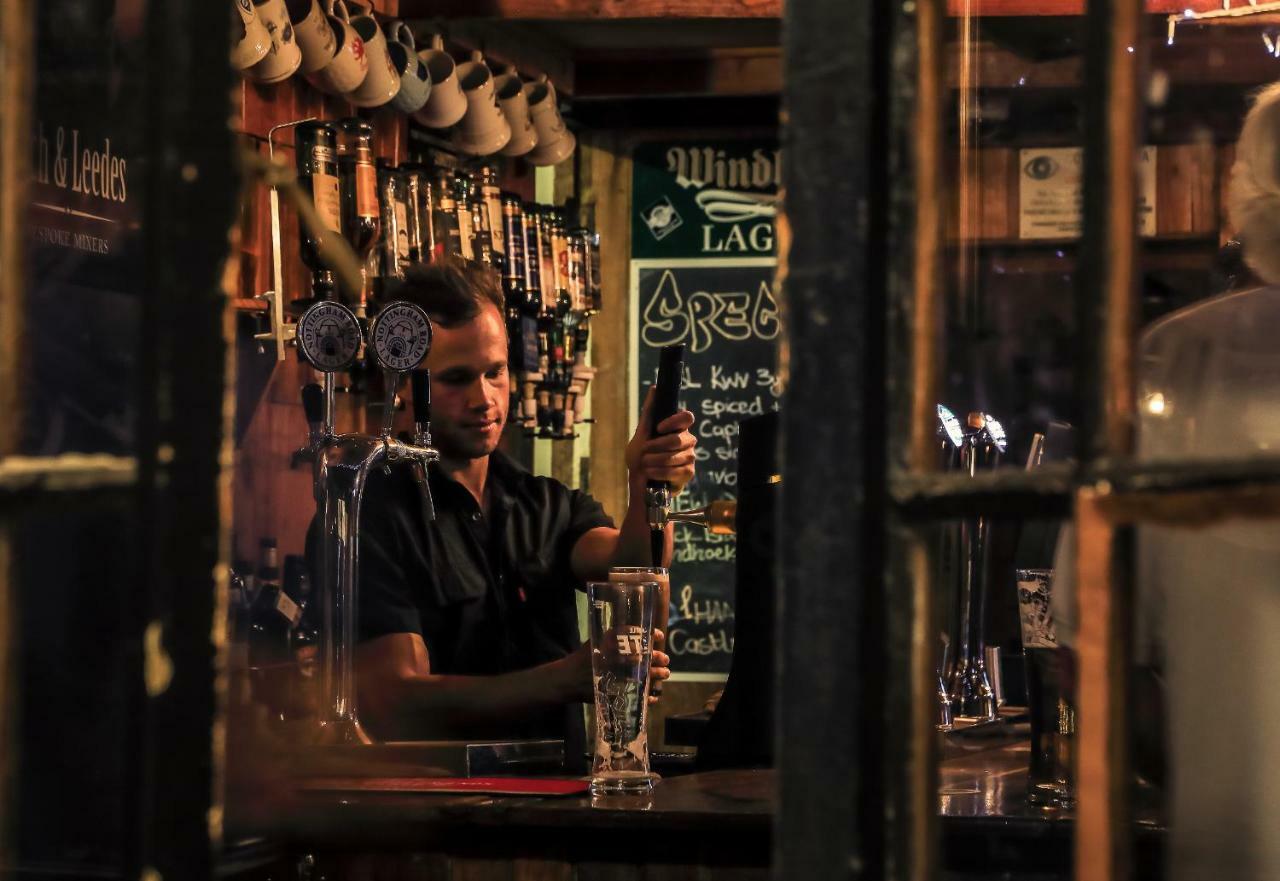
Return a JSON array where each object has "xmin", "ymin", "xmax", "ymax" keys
[
  {"xmin": 413, "ymin": 34, "xmax": 466, "ymax": 129},
  {"xmin": 493, "ymin": 65, "xmax": 537, "ymax": 157},
  {"xmin": 286, "ymin": 0, "xmax": 336, "ymax": 75},
  {"xmin": 308, "ymin": 0, "xmax": 368, "ymax": 95},
  {"xmin": 525, "ymin": 75, "xmax": 575, "ymax": 166},
  {"xmin": 231, "ymin": 0, "xmax": 271, "ymax": 70},
  {"xmin": 384, "ymin": 21, "xmax": 431, "ymax": 114},
  {"xmin": 347, "ymin": 11, "xmax": 401, "ymax": 107},
  {"xmin": 453, "ymin": 52, "xmax": 511, "ymax": 156},
  {"xmin": 246, "ymin": 0, "xmax": 303, "ymax": 83}
]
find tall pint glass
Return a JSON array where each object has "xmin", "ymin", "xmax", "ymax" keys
[
  {"xmin": 1016, "ymin": 568, "xmax": 1076, "ymax": 808},
  {"xmin": 587, "ymin": 579, "xmax": 659, "ymax": 796}
]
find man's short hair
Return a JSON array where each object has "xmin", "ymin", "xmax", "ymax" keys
[{"xmin": 396, "ymin": 257, "xmax": 505, "ymax": 328}]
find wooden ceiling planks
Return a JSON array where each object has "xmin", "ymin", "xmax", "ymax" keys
[
  {"xmin": 946, "ymin": 0, "xmax": 1245, "ymax": 14},
  {"xmin": 398, "ymin": 0, "xmax": 779, "ymax": 19}
]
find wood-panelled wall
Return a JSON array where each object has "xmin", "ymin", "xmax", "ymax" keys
[
  {"xmin": 947, "ymin": 142, "xmax": 1233, "ymax": 243},
  {"xmin": 231, "ymin": 1, "xmax": 406, "ymax": 566}
]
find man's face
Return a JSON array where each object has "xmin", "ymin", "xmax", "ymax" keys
[{"xmin": 425, "ymin": 302, "xmax": 510, "ymax": 461}]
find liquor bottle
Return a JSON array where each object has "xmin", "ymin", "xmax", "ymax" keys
[
  {"xmin": 414, "ymin": 167, "xmax": 437, "ymax": 262},
  {"xmin": 375, "ymin": 160, "xmax": 407, "ymax": 301},
  {"xmin": 521, "ymin": 201, "xmax": 543, "ymax": 307},
  {"xmin": 550, "ymin": 210, "xmax": 572, "ymax": 317},
  {"xmin": 227, "ymin": 564, "xmax": 252, "ymax": 669},
  {"xmin": 501, "ymin": 194, "xmax": 527, "ymax": 310},
  {"xmin": 454, "ymin": 172, "xmax": 475, "ymax": 262},
  {"xmin": 431, "ymin": 168, "xmax": 462, "ymax": 259},
  {"xmin": 247, "ymin": 538, "xmax": 301, "ymax": 719},
  {"xmin": 469, "ymin": 190, "xmax": 493, "ymax": 267},
  {"xmin": 586, "ymin": 228, "xmax": 603, "ymax": 313},
  {"xmin": 294, "ymin": 121, "xmax": 342, "ymax": 308},
  {"xmin": 519, "ymin": 203, "xmax": 546, "ymax": 436},
  {"xmin": 567, "ymin": 318, "xmax": 594, "ymax": 434},
  {"xmin": 257, "ymin": 537, "xmax": 281, "ymax": 593},
  {"xmin": 479, "ymin": 165, "xmax": 506, "ymax": 272},
  {"xmin": 548, "ymin": 317, "xmax": 568, "ymax": 438},
  {"xmin": 568, "ymin": 228, "xmax": 590, "ymax": 314},
  {"xmin": 538, "ymin": 208, "xmax": 558, "ymax": 316},
  {"xmin": 401, "ymin": 164, "xmax": 427, "ymax": 265},
  {"xmin": 283, "ymin": 554, "xmax": 319, "ymax": 720},
  {"xmin": 337, "ymin": 119, "xmax": 380, "ymax": 319}
]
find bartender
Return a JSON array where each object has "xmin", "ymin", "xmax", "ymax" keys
[{"xmin": 351, "ymin": 258, "xmax": 695, "ymax": 751}]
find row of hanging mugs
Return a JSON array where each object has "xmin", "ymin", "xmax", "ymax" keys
[{"xmin": 231, "ymin": 0, "xmax": 575, "ymax": 163}]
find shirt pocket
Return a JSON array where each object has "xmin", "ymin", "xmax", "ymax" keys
[{"xmin": 428, "ymin": 564, "xmax": 489, "ymax": 607}]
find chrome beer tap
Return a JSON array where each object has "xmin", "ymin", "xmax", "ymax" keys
[
  {"xmin": 945, "ymin": 411, "xmax": 1005, "ymax": 722},
  {"xmin": 653, "ymin": 499, "xmax": 738, "ymax": 535},
  {"xmin": 936, "ymin": 404, "xmax": 965, "ymax": 727},
  {"xmin": 297, "ymin": 299, "xmax": 439, "ymax": 745}
]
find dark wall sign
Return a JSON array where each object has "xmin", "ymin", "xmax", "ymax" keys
[
  {"xmin": 23, "ymin": 0, "xmax": 146, "ymax": 457},
  {"xmin": 630, "ymin": 138, "xmax": 780, "ymax": 678},
  {"xmin": 632, "ymin": 140, "xmax": 779, "ymax": 261}
]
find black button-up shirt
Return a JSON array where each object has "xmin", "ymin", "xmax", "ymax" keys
[{"xmin": 354, "ymin": 450, "xmax": 614, "ymax": 745}]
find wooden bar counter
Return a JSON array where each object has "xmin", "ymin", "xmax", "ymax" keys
[{"xmin": 235, "ymin": 734, "xmax": 1164, "ymax": 881}]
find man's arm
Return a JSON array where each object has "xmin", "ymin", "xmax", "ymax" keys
[
  {"xmin": 570, "ymin": 494, "xmax": 672, "ymax": 580},
  {"xmin": 570, "ymin": 397, "xmax": 696, "ymax": 581},
  {"xmin": 357, "ymin": 631, "xmax": 673, "ymax": 738},
  {"xmin": 356, "ymin": 632, "xmax": 592, "ymax": 740}
]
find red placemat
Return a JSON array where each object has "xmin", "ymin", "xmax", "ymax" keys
[{"xmin": 298, "ymin": 777, "xmax": 590, "ymax": 797}]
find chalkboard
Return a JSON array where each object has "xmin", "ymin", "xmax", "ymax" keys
[{"xmin": 630, "ymin": 258, "xmax": 780, "ymax": 679}]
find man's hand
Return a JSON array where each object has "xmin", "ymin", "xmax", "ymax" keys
[
  {"xmin": 626, "ymin": 387, "xmax": 697, "ymax": 494},
  {"xmin": 649, "ymin": 630, "xmax": 671, "ymax": 705},
  {"xmin": 557, "ymin": 634, "xmax": 672, "ymax": 706},
  {"xmin": 556, "ymin": 642, "xmax": 595, "ymax": 703}
]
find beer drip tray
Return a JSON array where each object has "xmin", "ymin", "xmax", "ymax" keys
[
  {"xmin": 949, "ymin": 706, "xmax": 1028, "ymax": 736},
  {"xmin": 291, "ymin": 739, "xmax": 566, "ymax": 779},
  {"xmin": 940, "ymin": 708, "xmax": 1028, "ymax": 761},
  {"xmin": 952, "ymin": 706, "xmax": 1029, "ymax": 732}
]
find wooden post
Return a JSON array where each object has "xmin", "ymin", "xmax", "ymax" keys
[
  {"xmin": 134, "ymin": 1, "xmax": 238, "ymax": 877},
  {"xmin": 777, "ymin": 0, "xmax": 895, "ymax": 877},
  {"xmin": 1075, "ymin": 0, "xmax": 1143, "ymax": 878},
  {"xmin": 0, "ymin": 0, "xmax": 33, "ymax": 865},
  {"xmin": 584, "ymin": 134, "xmax": 634, "ymax": 526}
]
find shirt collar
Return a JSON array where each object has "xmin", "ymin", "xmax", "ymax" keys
[{"xmin": 428, "ymin": 449, "xmax": 523, "ymax": 512}]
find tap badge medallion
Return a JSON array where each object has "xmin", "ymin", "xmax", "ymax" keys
[
  {"xmin": 297, "ymin": 301, "xmax": 362, "ymax": 372},
  {"xmin": 370, "ymin": 301, "xmax": 432, "ymax": 373}
]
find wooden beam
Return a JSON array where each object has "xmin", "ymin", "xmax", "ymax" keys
[
  {"xmin": 574, "ymin": 48, "xmax": 781, "ymax": 97},
  {"xmin": 400, "ymin": 0, "xmax": 779, "ymax": 19},
  {"xmin": 432, "ymin": 21, "xmax": 576, "ymax": 93},
  {"xmin": 582, "ymin": 133, "xmax": 630, "ymax": 533},
  {"xmin": 948, "ymin": 32, "xmax": 1280, "ymax": 89},
  {"xmin": 0, "ymin": 0, "xmax": 32, "ymax": 865},
  {"xmin": 1074, "ymin": 492, "xmax": 1134, "ymax": 881},
  {"xmin": 1073, "ymin": 0, "xmax": 1142, "ymax": 877},
  {"xmin": 947, "ymin": 0, "xmax": 1228, "ymax": 14}
]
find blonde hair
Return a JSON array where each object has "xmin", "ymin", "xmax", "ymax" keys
[{"xmin": 1229, "ymin": 82, "xmax": 1280, "ymax": 285}]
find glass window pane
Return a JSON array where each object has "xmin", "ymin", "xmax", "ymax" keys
[
  {"xmin": 8, "ymin": 501, "xmax": 138, "ymax": 871},
  {"xmin": 21, "ymin": 0, "xmax": 147, "ymax": 456}
]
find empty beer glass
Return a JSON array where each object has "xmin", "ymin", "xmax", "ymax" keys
[
  {"xmin": 608, "ymin": 566, "xmax": 671, "ymax": 689},
  {"xmin": 1016, "ymin": 568, "xmax": 1076, "ymax": 808},
  {"xmin": 587, "ymin": 579, "xmax": 659, "ymax": 796}
]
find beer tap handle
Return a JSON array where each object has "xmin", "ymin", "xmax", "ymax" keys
[
  {"xmin": 646, "ymin": 344, "xmax": 685, "ymax": 565},
  {"xmin": 302, "ymin": 383, "xmax": 325, "ymax": 441},
  {"xmin": 380, "ymin": 370, "xmax": 400, "ymax": 439},
  {"xmin": 410, "ymin": 369, "xmax": 437, "ymax": 522},
  {"xmin": 411, "ymin": 369, "xmax": 432, "ymax": 446}
]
